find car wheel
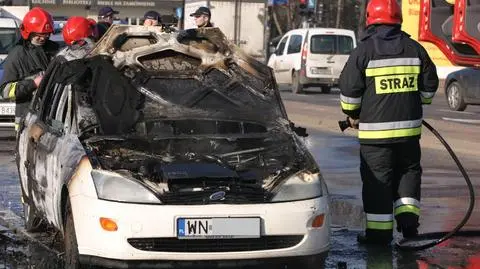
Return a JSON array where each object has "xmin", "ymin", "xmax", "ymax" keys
[
  {"xmin": 64, "ymin": 199, "xmax": 84, "ymax": 269},
  {"xmin": 446, "ymin": 81, "xmax": 467, "ymax": 111},
  {"xmin": 321, "ymin": 86, "xmax": 331, "ymax": 94},
  {"xmin": 23, "ymin": 201, "xmax": 46, "ymax": 232},
  {"xmin": 292, "ymin": 71, "xmax": 304, "ymax": 94}
]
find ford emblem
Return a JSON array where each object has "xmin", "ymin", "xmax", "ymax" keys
[{"xmin": 209, "ymin": 191, "xmax": 226, "ymax": 201}]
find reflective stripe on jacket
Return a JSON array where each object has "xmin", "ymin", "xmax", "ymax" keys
[{"xmin": 339, "ymin": 25, "xmax": 439, "ymax": 144}]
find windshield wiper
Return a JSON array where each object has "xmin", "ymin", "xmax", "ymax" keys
[{"xmin": 217, "ymin": 147, "xmax": 267, "ymax": 158}]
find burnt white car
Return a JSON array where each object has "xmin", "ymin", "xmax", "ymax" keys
[{"xmin": 17, "ymin": 26, "xmax": 330, "ymax": 268}]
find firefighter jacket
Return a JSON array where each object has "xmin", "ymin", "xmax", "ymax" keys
[
  {"xmin": 339, "ymin": 25, "xmax": 439, "ymax": 144},
  {"xmin": 0, "ymin": 39, "xmax": 59, "ymax": 129}
]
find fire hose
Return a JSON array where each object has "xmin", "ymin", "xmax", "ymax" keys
[{"xmin": 338, "ymin": 118, "xmax": 476, "ymax": 251}]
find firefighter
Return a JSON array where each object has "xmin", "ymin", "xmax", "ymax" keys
[
  {"xmin": 58, "ymin": 16, "xmax": 96, "ymax": 62},
  {"xmin": 339, "ymin": 0, "xmax": 439, "ymax": 245},
  {"xmin": 0, "ymin": 7, "xmax": 59, "ymax": 132}
]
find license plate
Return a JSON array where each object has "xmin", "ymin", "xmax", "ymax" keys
[
  {"xmin": 177, "ymin": 218, "xmax": 260, "ymax": 239},
  {"xmin": 0, "ymin": 103, "xmax": 15, "ymax": 116},
  {"xmin": 311, "ymin": 67, "xmax": 331, "ymax": 75}
]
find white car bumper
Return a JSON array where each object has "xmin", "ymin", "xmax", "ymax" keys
[{"xmin": 71, "ymin": 194, "xmax": 330, "ymax": 264}]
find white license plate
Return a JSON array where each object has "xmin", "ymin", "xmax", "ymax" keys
[
  {"xmin": 177, "ymin": 218, "xmax": 260, "ymax": 239},
  {"xmin": 311, "ymin": 67, "xmax": 331, "ymax": 75},
  {"xmin": 0, "ymin": 103, "xmax": 15, "ymax": 116}
]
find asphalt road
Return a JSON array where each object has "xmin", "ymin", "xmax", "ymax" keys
[
  {"xmin": 279, "ymin": 86, "xmax": 480, "ymax": 124},
  {"xmin": 0, "ymin": 88, "xmax": 479, "ymax": 268}
]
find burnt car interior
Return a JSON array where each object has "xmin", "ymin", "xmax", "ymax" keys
[
  {"xmin": 420, "ymin": 0, "xmax": 480, "ymax": 66},
  {"xmin": 29, "ymin": 27, "xmax": 316, "ymax": 205}
]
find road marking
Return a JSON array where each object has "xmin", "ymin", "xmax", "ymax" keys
[
  {"xmin": 438, "ymin": 109, "xmax": 478, "ymax": 115},
  {"xmin": 442, "ymin": 117, "xmax": 480, "ymax": 124}
]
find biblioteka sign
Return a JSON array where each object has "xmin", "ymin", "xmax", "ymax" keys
[{"xmin": 32, "ymin": 0, "xmax": 156, "ymax": 6}]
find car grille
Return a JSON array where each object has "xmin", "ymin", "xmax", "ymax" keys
[
  {"xmin": 160, "ymin": 190, "xmax": 271, "ymax": 205},
  {"xmin": 127, "ymin": 235, "xmax": 304, "ymax": 252}
]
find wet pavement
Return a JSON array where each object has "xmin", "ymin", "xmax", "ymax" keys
[{"xmin": 1, "ymin": 90, "xmax": 480, "ymax": 268}]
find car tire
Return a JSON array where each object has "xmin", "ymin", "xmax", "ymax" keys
[
  {"xmin": 292, "ymin": 71, "xmax": 304, "ymax": 94},
  {"xmin": 64, "ymin": 198, "xmax": 84, "ymax": 269},
  {"xmin": 446, "ymin": 81, "xmax": 467, "ymax": 111},
  {"xmin": 23, "ymin": 201, "xmax": 46, "ymax": 233}
]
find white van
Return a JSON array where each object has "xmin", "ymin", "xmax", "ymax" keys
[{"xmin": 267, "ymin": 28, "xmax": 357, "ymax": 94}]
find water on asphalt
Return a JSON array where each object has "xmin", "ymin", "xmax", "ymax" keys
[{"xmin": 1, "ymin": 130, "xmax": 480, "ymax": 268}]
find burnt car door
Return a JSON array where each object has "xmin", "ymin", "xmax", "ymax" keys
[
  {"xmin": 23, "ymin": 61, "xmax": 86, "ymax": 228},
  {"xmin": 17, "ymin": 64, "xmax": 62, "ymax": 219},
  {"xmin": 26, "ymin": 79, "xmax": 68, "ymax": 224},
  {"xmin": 35, "ymin": 79, "xmax": 86, "ymax": 228}
]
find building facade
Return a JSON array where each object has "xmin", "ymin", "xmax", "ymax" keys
[{"xmin": 27, "ymin": 0, "xmax": 182, "ymax": 25}]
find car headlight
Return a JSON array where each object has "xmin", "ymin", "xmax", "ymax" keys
[
  {"xmin": 271, "ymin": 172, "xmax": 324, "ymax": 202},
  {"xmin": 91, "ymin": 170, "xmax": 162, "ymax": 204}
]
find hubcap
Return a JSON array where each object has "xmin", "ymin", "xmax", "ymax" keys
[{"xmin": 448, "ymin": 84, "xmax": 459, "ymax": 108}]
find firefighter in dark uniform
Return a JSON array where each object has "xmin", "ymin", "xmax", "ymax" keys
[
  {"xmin": 0, "ymin": 7, "xmax": 59, "ymax": 132},
  {"xmin": 339, "ymin": 0, "xmax": 439, "ymax": 244}
]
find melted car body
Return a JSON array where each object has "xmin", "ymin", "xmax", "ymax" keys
[{"xmin": 16, "ymin": 26, "xmax": 330, "ymax": 268}]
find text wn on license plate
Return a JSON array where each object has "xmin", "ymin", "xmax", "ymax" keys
[{"xmin": 177, "ymin": 217, "xmax": 260, "ymax": 239}]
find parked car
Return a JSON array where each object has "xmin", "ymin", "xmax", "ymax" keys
[
  {"xmin": 17, "ymin": 26, "xmax": 331, "ymax": 268},
  {"xmin": 267, "ymin": 28, "xmax": 356, "ymax": 94},
  {"xmin": 0, "ymin": 17, "xmax": 21, "ymax": 129},
  {"xmin": 444, "ymin": 67, "xmax": 480, "ymax": 111}
]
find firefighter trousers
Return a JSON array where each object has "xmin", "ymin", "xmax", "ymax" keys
[{"xmin": 360, "ymin": 139, "xmax": 422, "ymax": 240}]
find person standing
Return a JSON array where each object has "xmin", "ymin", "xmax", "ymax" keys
[
  {"xmin": 143, "ymin": 10, "xmax": 161, "ymax": 26},
  {"xmin": 339, "ymin": 0, "xmax": 439, "ymax": 245},
  {"xmin": 0, "ymin": 7, "xmax": 59, "ymax": 132},
  {"xmin": 189, "ymin": 7, "xmax": 213, "ymax": 28},
  {"xmin": 96, "ymin": 6, "xmax": 119, "ymax": 39}
]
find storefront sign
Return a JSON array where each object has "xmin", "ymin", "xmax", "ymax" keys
[{"xmin": 33, "ymin": 0, "xmax": 157, "ymax": 6}]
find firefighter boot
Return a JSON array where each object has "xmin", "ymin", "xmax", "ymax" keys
[{"xmin": 396, "ymin": 213, "xmax": 419, "ymax": 239}]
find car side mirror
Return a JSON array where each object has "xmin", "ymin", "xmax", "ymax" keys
[
  {"xmin": 29, "ymin": 122, "xmax": 46, "ymax": 143},
  {"xmin": 289, "ymin": 121, "xmax": 308, "ymax": 137}
]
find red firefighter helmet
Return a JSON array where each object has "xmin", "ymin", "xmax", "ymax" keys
[
  {"xmin": 63, "ymin": 16, "xmax": 95, "ymax": 45},
  {"xmin": 366, "ymin": 0, "xmax": 403, "ymax": 26},
  {"xmin": 20, "ymin": 7, "xmax": 54, "ymax": 40}
]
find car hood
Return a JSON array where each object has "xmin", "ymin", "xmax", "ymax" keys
[
  {"xmin": 83, "ymin": 129, "xmax": 318, "ymax": 204},
  {"xmin": 85, "ymin": 26, "xmax": 286, "ymax": 128}
]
